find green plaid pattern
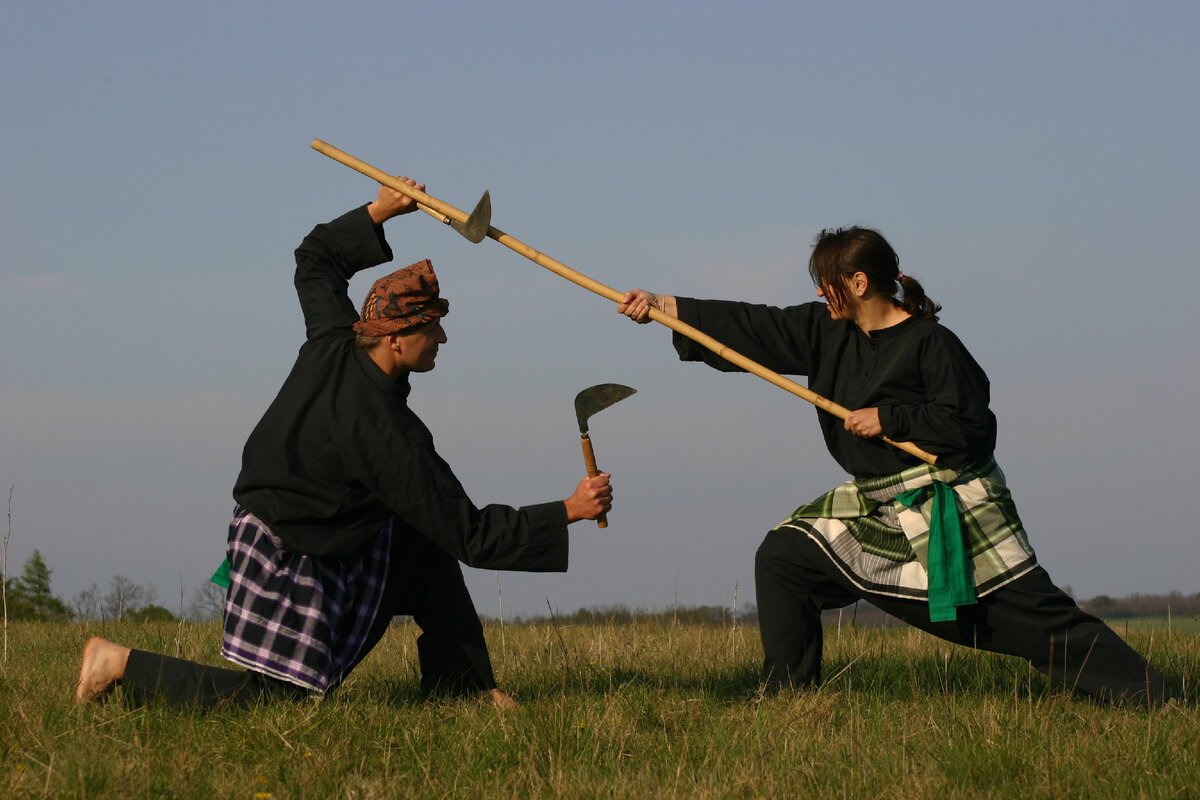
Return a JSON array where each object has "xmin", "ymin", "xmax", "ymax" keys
[{"xmin": 777, "ymin": 459, "xmax": 1037, "ymax": 601}]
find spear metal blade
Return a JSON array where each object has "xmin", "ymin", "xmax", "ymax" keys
[{"xmin": 448, "ymin": 190, "xmax": 491, "ymax": 243}]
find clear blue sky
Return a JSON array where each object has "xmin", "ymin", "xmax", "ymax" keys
[{"xmin": 3, "ymin": 1, "xmax": 1197, "ymax": 618}]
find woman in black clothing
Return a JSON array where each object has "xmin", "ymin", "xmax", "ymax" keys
[{"xmin": 618, "ymin": 226, "xmax": 1167, "ymax": 705}]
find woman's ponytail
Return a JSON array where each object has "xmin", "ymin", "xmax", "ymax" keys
[{"xmin": 898, "ymin": 273, "xmax": 941, "ymax": 321}]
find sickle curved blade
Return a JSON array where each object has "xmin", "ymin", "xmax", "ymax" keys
[{"xmin": 574, "ymin": 383, "xmax": 636, "ymax": 433}]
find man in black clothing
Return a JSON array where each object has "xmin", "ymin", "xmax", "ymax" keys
[{"xmin": 77, "ymin": 178, "xmax": 613, "ymax": 708}]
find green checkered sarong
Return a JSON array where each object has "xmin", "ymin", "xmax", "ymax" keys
[{"xmin": 777, "ymin": 459, "xmax": 1037, "ymax": 612}]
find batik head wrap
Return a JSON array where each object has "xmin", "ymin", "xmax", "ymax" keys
[{"xmin": 353, "ymin": 259, "xmax": 449, "ymax": 336}]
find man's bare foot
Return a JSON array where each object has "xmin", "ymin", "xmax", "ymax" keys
[
  {"xmin": 76, "ymin": 637, "xmax": 131, "ymax": 703},
  {"xmin": 481, "ymin": 688, "xmax": 519, "ymax": 709}
]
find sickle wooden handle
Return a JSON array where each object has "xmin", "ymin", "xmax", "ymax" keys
[{"xmin": 580, "ymin": 434, "xmax": 608, "ymax": 528}]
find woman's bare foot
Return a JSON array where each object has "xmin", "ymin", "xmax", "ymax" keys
[
  {"xmin": 76, "ymin": 637, "xmax": 131, "ymax": 703},
  {"xmin": 481, "ymin": 688, "xmax": 519, "ymax": 709}
]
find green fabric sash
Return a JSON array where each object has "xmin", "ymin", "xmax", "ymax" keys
[
  {"xmin": 897, "ymin": 483, "xmax": 975, "ymax": 622},
  {"xmin": 210, "ymin": 558, "xmax": 231, "ymax": 589}
]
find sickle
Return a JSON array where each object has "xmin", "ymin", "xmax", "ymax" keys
[
  {"xmin": 311, "ymin": 139, "xmax": 936, "ymax": 465},
  {"xmin": 574, "ymin": 384, "xmax": 636, "ymax": 528}
]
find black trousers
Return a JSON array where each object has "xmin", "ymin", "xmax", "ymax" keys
[
  {"xmin": 122, "ymin": 526, "xmax": 495, "ymax": 708},
  {"xmin": 754, "ymin": 528, "xmax": 1169, "ymax": 705}
]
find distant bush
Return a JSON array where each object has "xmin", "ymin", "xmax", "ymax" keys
[
  {"xmin": 3, "ymin": 550, "xmax": 70, "ymax": 620},
  {"xmin": 127, "ymin": 604, "xmax": 176, "ymax": 623}
]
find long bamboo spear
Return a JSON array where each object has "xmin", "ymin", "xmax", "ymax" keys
[{"xmin": 311, "ymin": 139, "xmax": 937, "ymax": 465}]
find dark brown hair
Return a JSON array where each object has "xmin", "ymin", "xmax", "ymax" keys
[
  {"xmin": 355, "ymin": 333, "xmax": 385, "ymax": 351},
  {"xmin": 808, "ymin": 226, "xmax": 941, "ymax": 321}
]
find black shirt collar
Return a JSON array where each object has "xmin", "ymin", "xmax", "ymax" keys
[{"xmin": 354, "ymin": 347, "xmax": 413, "ymax": 401}]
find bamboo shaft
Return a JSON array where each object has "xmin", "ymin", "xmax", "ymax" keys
[
  {"xmin": 311, "ymin": 139, "xmax": 937, "ymax": 465},
  {"xmin": 311, "ymin": 139, "xmax": 463, "ymax": 227}
]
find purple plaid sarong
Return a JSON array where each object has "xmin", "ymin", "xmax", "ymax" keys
[{"xmin": 219, "ymin": 506, "xmax": 391, "ymax": 693}]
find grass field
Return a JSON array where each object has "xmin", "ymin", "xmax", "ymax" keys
[
  {"xmin": 1108, "ymin": 615, "xmax": 1200, "ymax": 635},
  {"xmin": 1, "ymin": 617, "xmax": 1196, "ymax": 799}
]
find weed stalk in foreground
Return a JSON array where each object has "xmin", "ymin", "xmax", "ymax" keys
[{"xmin": 3, "ymin": 483, "xmax": 11, "ymax": 664}]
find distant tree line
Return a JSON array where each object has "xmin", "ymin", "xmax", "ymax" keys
[
  {"xmin": 1078, "ymin": 591, "xmax": 1200, "ymax": 619},
  {"xmin": 488, "ymin": 590, "xmax": 1200, "ymax": 628},
  {"xmin": 69, "ymin": 573, "xmax": 176, "ymax": 623},
  {"xmin": 4, "ymin": 549, "xmax": 1197, "ymax": 626},
  {"xmin": 2, "ymin": 549, "xmax": 223, "ymax": 623},
  {"xmin": 503, "ymin": 603, "xmax": 761, "ymax": 627}
]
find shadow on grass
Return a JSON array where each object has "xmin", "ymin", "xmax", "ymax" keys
[
  {"xmin": 349, "ymin": 656, "xmax": 1091, "ymax": 708},
  {"xmin": 346, "ymin": 662, "xmax": 764, "ymax": 708}
]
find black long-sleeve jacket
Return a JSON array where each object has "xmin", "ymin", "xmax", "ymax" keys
[
  {"xmin": 233, "ymin": 205, "xmax": 569, "ymax": 566},
  {"xmin": 673, "ymin": 298, "xmax": 997, "ymax": 479}
]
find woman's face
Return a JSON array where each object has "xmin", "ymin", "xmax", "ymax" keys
[{"xmin": 817, "ymin": 280, "xmax": 855, "ymax": 320}]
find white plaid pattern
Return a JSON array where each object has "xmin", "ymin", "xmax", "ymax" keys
[{"xmin": 220, "ymin": 507, "xmax": 391, "ymax": 693}]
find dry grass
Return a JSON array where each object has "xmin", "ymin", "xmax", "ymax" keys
[{"xmin": 1, "ymin": 617, "xmax": 1196, "ymax": 799}]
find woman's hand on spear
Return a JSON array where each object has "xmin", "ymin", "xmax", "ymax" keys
[{"xmin": 618, "ymin": 290, "xmax": 677, "ymax": 324}]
